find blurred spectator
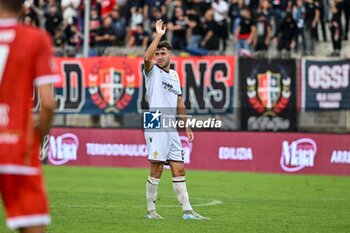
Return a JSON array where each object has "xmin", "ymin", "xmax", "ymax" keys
[
  {"xmin": 53, "ymin": 28, "xmax": 67, "ymax": 56},
  {"xmin": 100, "ymin": 0, "xmax": 117, "ymax": 18},
  {"xmin": 111, "ymin": 8, "xmax": 127, "ymax": 46},
  {"xmin": 187, "ymin": 8, "xmax": 204, "ymax": 49},
  {"xmin": 67, "ymin": 24, "xmax": 82, "ymax": 47},
  {"xmin": 329, "ymin": 6, "xmax": 342, "ymax": 55},
  {"xmin": 187, "ymin": 0, "xmax": 207, "ymax": 15},
  {"xmin": 255, "ymin": 14, "xmax": 272, "ymax": 52},
  {"xmin": 22, "ymin": 14, "xmax": 37, "ymax": 27},
  {"xmin": 22, "ymin": 2, "xmax": 40, "ymax": 26},
  {"xmin": 304, "ymin": 0, "xmax": 320, "ymax": 55},
  {"xmin": 167, "ymin": 0, "xmax": 178, "ymax": 19},
  {"xmin": 129, "ymin": 6, "xmax": 144, "ymax": 33},
  {"xmin": 234, "ymin": 8, "xmax": 256, "ymax": 53},
  {"xmin": 95, "ymin": 16, "xmax": 117, "ymax": 47},
  {"xmin": 269, "ymin": 0, "xmax": 290, "ymax": 37},
  {"xmin": 292, "ymin": 0, "xmax": 306, "ymax": 53},
  {"xmin": 315, "ymin": 0, "xmax": 328, "ymax": 42},
  {"xmin": 29, "ymin": 0, "xmax": 48, "ymax": 27},
  {"xmin": 44, "ymin": 0, "xmax": 61, "ymax": 14},
  {"xmin": 149, "ymin": 7, "xmax": 168, "ymax": 33},
  {"xmin": 124, "ymin": 0, "xmax": 141, "ymax": 24},
  {"xmin": 54, "ymin": 28, "xmax": 66, "ymax": 48},
  {"xmin": 343, "ymin": 0, "xmax": 350, "ymax": 40},
  {"xmin": 276, "ymin": 13, "xmax": 297, "ymax": 53},
  {"xmin": 89, "ymin": 6, "xmax": 101, "ymax": 46},
  {"xmin": 202, "ymin": 0, "xmax": 214, "ymax": 12},
  {"xmin": 229, "ymin": 0, "xmax": 242, "ymax": 36},
  {"xmin": 168, "ymin": 0, "xmax": 187, "ymax": 19},
  {"xmin": 168, "ymin": 7, "xmax": 188, "ymax": 50},
  {"xmin": 200, "ymin": 9, "xmax": 220, "ymax": 51},
  {"xmin": 144, "ymin": 0, "xmax": 166, "ymax": 20},
  {"xmin": 44, "ymin": 5, "xmax": 63, "ymax": 36},
  {"xmin": 128, "ymin": 23, "xmax": 150, "ymax": 47},
  {"xmin": 244, "ymin": 0, "xmax": 260, "ymax": 12},
  {"xmin": 61, "ymin": 0, "xmax": 81, "ymax": 25},
  {"xmin": 212, "ymin": 0, "xmax": 229, "ymax": 52},
  {"xmin": 257, "ymin": 0, "xmax": 272, "ymax": 23}
]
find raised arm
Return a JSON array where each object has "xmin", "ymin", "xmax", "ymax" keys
[{"xmin": 144, "ymin": 20, "xmax": 166, "ymax": 72}]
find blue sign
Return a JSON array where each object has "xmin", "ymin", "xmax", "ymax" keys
[{"xmin": 143, "ymin": 110, "xmax": 162, "ymax": 129}]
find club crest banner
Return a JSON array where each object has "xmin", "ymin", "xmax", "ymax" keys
[{"xmin": 239, "ymin": 58, "xmax": 297, "ymax": 131}]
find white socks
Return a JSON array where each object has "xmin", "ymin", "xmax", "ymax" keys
[
  {"xmin": 146, "ymin": 176, "xmax": 160, "ymax": 212},
  {"xmin": 172, "ymin": 176, "xmax": 193, "ymax": 211},
  {"xmin": 146, "ymin": 176, "xmax": 193, "ymax": 212}
]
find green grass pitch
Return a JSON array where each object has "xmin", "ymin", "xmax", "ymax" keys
[{"xmin": 1, "ymin": 166, "xmax": 350, "ymax": 233}]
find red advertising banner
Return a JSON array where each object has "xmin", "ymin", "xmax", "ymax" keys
[{"xmin": 47, "ymin": 128, "xmax": 350, "ymax": 176}]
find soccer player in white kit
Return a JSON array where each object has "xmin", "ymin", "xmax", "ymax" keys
[{"xmin": 143, "ymin": 20, "xmax": 208, "ymax": 220}]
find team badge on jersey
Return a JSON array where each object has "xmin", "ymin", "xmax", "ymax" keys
[{"xmin": 153, "ymin": 151, "xmax": 159, "ymax": 159}]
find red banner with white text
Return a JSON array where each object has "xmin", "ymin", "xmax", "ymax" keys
[{"xmin": 47, "ymin": 128, "xmax": 350, "ymax": 176}]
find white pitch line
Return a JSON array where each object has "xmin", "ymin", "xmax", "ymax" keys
[
  {"xmin": 51, "ymin": 199, "xmax": 222, "ymax": 209},
  {"xmin": 160, "ymin": 199, "xmax": 222, "ymax": 208}
]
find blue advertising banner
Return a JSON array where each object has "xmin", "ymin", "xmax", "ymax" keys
[{"xmin": 301, "ymin": 59, "xmax": 350, "ymax": 111}]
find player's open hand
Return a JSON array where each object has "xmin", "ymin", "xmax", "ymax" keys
[
  {"xmin": 155, "ymin": 19, "xmax": 166, "ymax": 35},
  {"xmin": 186, "ymin": 128, "xmax": 194, "ymax": 142}
]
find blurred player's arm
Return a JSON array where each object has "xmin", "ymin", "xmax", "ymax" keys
[
  {"xmin": 177, "ymin": 95, "xmax": 194, "ymax": 142},
  {"xmin": 144, "ymin": 19, "xmax": 166, "ymax": 73},
  {"xmin": 37, "ymin": 84, "xmax": 56, "ymax": 144},
  {"xmin": 34, "ymin": 32, "xmax": 58, "ymax": 144}
]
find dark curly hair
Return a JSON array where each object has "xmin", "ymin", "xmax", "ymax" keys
[{"xmin": 157, "ymin": 41, "xmax": 173, "ymax": 51}]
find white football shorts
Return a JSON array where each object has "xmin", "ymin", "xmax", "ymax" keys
[{"xmin": 144, "ymin": 131, "xmax": 184, "ymax": 163}]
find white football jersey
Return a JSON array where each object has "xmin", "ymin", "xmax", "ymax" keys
[{"xmin": 143, "ymin": 64, "xmax": 182, "ymax": 111}]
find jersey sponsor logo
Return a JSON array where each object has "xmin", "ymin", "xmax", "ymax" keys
[
  {"xmin": 88, "ymin": 61, "xmax": 136, "ymax": 113},
  {"xmin": 280, "ymin": 138, "xmax": 317, "ymax": 172},
  {"xmin": 0, "ymin": 29, "xmax": 16, "ymax": 43},
  {"xmin": 0, "ymin": 104, "xmax": 9, "ymax": 127},
  {"xmin": 180, "ymin": 136, "xmax": 192, "ymax": 164},
  {"xmin": 330, "ymin": 150, "xmax": 350, "ymax": 164},
  {"xmin": 0, "ymin": 132, "xmax": 19, "ymax": 144},
  {"xmin": 161, "ymin": 81, "xmax": 179, "ymax": 95},
  {"xmin": 48, "ymin": 133, "xmax": 79, "ymax": 165},
  {"xmin": 218, "ymin": 147, "xmax": 253, "ymax": 161},
  {"xmin": 143, "ymin": 110, "xmax": 161, "ymax": 129}
]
